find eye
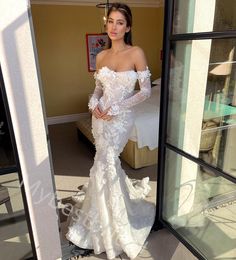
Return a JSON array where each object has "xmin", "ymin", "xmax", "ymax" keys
[
  {"xmin": 108, "ymin": 20, "xmax": 113, "ymax": 24},
  {"xmin": 118, "ymin": 22, "xmax": 124, "ymax": 25}
]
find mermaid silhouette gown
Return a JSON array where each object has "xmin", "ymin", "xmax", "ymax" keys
[{"xmin": 66, "ymin": 66, "xmax": 156, "ymax": 259}]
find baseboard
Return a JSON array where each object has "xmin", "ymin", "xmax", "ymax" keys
[{"xmin": 47, "ymin": 113, "xmax": 90, "ymax": 125}]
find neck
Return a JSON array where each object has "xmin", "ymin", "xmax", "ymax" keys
[{"xmin": 110, "ymin": 40, "xmax": 127, "ymax": 53}]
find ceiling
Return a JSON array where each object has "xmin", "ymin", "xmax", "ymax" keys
[{"xmin": 30, "ymin": 0, "xmax": 164, "ymax": 7}]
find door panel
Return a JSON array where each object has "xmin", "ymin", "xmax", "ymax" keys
[
  {"xmin": 158, "ymin": 1, "xmax": 236, "ymax": 259},
  {"xmin": 163, "ymin": 149, "xmax": 236, "ymax": 259},
  {"xmin": 167, "ymin": 38, "xmax": 236, "ymax": 178},
  {"xmin": 173, "ymin": 0, "xmax": 236, "ymax": 34}
]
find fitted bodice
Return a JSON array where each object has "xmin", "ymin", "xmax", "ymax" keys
[
  {"xmin": 89, "ymin": 65, "xmax": 151, "ymax": 116},
  {"xmin": 95, "ymin": 66, "xmax": 138, "ymax": 110}
]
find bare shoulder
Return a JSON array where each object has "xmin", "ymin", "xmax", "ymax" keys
[
  {"xmin": 97, "ymin": 49, "xmax": 109, "ymax": 58},
  {"xmin": 130, "ymin": 46, "xmax": 147, "ymax": 71},
  {"xmin": 96, "ymin": 49, "xmax": 109, "ymax": 68},
  {"xmin": 130, "ymin": 46, "xmax": 145, "ymax": 55}
]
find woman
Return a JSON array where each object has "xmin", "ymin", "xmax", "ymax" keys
[{"xmin": 66, "ymin": 3, "xmax": 156, "ymax": 259}]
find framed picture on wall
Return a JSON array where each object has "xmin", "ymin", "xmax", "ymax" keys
[{"xmin": 86, "ymin": 33, "xmax": 109, "ymax": 72}]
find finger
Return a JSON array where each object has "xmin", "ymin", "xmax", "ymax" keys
[
  {"xmin": 98, "ymin": 107, "xmax": 104, "ymax": 116},
  {"xmin": 103, "ymin": 115, "xmax": 112, "ymax": 121},
  {"xmin": 100, "ymin": 111, "xmax": 107, "ymax": 117},
  {"xmin": 93, "ymin": 111, "xmax": 99, "ymax": 118},
  {"xmin": 94, "ymin": 108, "xmax": 99, "ymax": 115},
  {"xmin": 94, "ymin": 110, "xmax": 102, "ymax": 118},
  {"xmin": 95, "ymin": 108, "xmax": 101, "ymax": 114},
  {"xmin": 96, "ymin": 108, "xmax": 104, "ymax": 118},
  {"xmin": 95, "ymin": 106, "xmax": 101, "ymax": 112},
  {"xmin": 100, "ymin": 107, "xmax": 110, "ymax": 116}
]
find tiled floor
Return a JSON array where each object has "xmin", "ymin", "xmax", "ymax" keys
[{"xmin": 61, "ymin": 229, "xmax": 197, "ymax": 260}]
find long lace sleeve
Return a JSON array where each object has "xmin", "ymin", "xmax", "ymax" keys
[
  {"xmin": 108, "ymin": 68, "xmax": 151, "ymax": 115},
  {"xmin": 88, "ymin": 72, "xmax": 103, "ymax": 111}
]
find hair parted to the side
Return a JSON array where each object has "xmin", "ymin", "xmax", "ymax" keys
[{"xmin": 106, "ymin": 2, "xmax": 133, "ymax": 48}]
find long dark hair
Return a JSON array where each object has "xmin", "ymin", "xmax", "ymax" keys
[{"xmin": 106, "ymin": 2, "xmax": 133, "ymax": 48}]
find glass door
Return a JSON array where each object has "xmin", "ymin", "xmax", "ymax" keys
[
  {"xmin": 0, "ymin": 67, "xmax": 36, "ymax": 259},
  {"xmin": 157, "ymin": 1, "xmax": 236, "ymax": 259}
]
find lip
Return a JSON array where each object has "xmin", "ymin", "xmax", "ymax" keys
[{"xmin": 110, "ymin": 32, "xmax": 117, "ymax": 36}]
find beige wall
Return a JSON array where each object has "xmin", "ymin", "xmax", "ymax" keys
[{"xmin": 31, "ymin": 4, "xmax": 164, "ymax": 117}]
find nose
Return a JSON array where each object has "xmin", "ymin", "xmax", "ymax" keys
[{"xmin": 112, "ymin": 22, "xmax": 117, "ymax": 30}]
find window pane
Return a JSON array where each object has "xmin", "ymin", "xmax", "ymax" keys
[
  {"xmin": 0, "ymin": 88, "xmax": 15, "ymax": 168},
  {"xmin": 0, "ymin": 173, "xmax": 33, "ymax": 259},
  {"xmin": 167, "ymin": 38, "xmax": 236, "ymax": 178},
  {"xmin": 173, "ymin": 0, "xmax": 236, "ymax": 34},
  {"xmin": 0, "ymin": 69, "xmax": 33, "ymax": 258},
  {"xmin": 163, "ymin": 149, "xmax": 236, "ymax": 259}
]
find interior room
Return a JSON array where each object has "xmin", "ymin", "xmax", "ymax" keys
[{"xmin": 30, "ymin": 0, "xmax": 164, "ymax": 252}]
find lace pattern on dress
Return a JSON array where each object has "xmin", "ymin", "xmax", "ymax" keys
[
  {"xmin": 108, "ymin": 68, "xmax": 152, "ymax": 116},
  {"xmin": 137, "ymin": 67, "xmax": 152, "ymax": 82},
  {"xmin": 88, "ymin": 72, "xmax": 103, "ymax": 111}
]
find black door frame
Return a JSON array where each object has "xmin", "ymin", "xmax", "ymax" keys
[
  {"xmin": 0, "ymin": 66, "xmax": 37, "ymax": 260},
  {"xmin": 154, "ymin": 1, "xmax": 236, "ymax": 259}
]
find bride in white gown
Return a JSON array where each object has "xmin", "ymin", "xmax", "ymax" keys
[{"xmin": 66, "ymin": 3, "xmax": 156, "ymax": 259}]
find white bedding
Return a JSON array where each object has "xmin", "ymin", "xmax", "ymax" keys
[{"xmin": 129, "ymin": 84, "xmax": 161, "ymax": 150}]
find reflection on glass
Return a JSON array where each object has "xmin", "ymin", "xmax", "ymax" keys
[
  {"xmin": 0, "ymin": 70, "xmax": 32, "ymax": 258},
  {"xmin": 163, "ymin": 149, "xmax": 236, "ymax": 259},
  {"xmin": 0, "ymin": 88, "xmax": 15, "ymax": 168},
  {"xmin": 173, "ymin": 0, "xmax": 236, "ymax": 34},
  {"xmin": 167, "ymin": 41, "xmax": 188, "ymax": 149},
  {"xmin": 201, "ymin": 39, "xmax": 236, "ymax": 177},
  {"xmin": 167, "ymin": 39, "xmax": 236, "ymax": 177},
  {"xmin": 0, "ymin": 173, "xmax": 33, "ymax": 259}
]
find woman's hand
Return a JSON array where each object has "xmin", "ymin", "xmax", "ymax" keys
[
  {"xmin": 91, "ymin": 106, "xmax": 113, "ymax": 120},
  {"xmin": 101, "ymin": 107, "xmax": 113, "ymax": 121},
  {"xmin": 92, "ymin": 105, "xmax": 103, "ymax": 118},
  {"xmin": 101, "ymin": 114, "xmax": 113, "ymax": 121}
]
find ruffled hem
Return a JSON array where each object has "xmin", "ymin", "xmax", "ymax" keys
[{"xmin": 67, "ymin": 174, "xmax": 155, "ymax": 259}]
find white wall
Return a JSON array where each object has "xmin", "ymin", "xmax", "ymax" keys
[{"xmin": 0, "ymin": 0, "xmax": 62, "ymax": 259}]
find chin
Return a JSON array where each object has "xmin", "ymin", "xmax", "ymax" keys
[
  {"xmin": 109, "ymin": 36, "xmax": 124, "ymax": 42},
  {"xmin": 108, "ymin": 34, "xmax": 117, "ymax": 39}
]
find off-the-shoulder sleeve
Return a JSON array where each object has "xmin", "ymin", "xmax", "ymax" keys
[
  {"xmin": 108, "ymin": 68, "xmax": 151, "ymax": 116},
  {"xmin": 88, "ymin": 72, "xmax": 103, "ymax": 111}
]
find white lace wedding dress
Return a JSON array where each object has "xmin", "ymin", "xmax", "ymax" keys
[{"xmin": 66, "ymin": 66, "xmax": 156, "ymax": 259}]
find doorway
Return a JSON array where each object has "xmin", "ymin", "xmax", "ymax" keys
[{"xmin": 29, "ymin": 2, "xmax": 163, "ymax": 258}]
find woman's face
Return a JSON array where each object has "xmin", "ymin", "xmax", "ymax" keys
[{"xmin": 106, "ymin": 11, "xmax": 130, "ymax": 41}]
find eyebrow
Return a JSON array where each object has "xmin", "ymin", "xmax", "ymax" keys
[{"xmin": 108, "ymin": 17, "xmax": 125, "ymax": 22}]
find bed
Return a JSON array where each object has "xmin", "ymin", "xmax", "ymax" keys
[{"xmin": 76, "ymin": 81, "xmax": 161, "ymax": 169}]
